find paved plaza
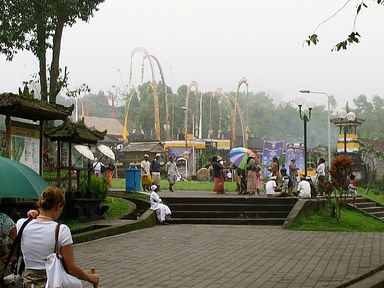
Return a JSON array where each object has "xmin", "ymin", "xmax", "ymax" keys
[{"xmin": 75, "ymin": 224, "xmax": 384, "ymax": 288}]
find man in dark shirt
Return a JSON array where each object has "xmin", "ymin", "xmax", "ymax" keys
[{"xmin": 150, "ymin": 153, "xmax": 162, "ymax": 191}]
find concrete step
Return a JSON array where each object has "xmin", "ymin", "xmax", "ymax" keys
[
  {"xmin": 172, "ymin": 210, "xmax": 289, "ymax": 219},
  {"xmin": 356, "ymin": 202, "xmax": 377, "ymax": 208},
  {"xmin": 163, "ymin": 196, "xmax": 298, "ymax": 205},
  {"xmin": 164, "ymin": 196, "xmax": 297, "ymax": 226},
  {"xmin": 371, "ymin": 211, "xmax": 384, "ymax": 218},
  {"xmin": 360, "ymin": 207, "xmax": 384, "ymax": 213},
  {"xmin": 168, "ymin": 203, "xmax": 294, "ymax": 212},
  {"xmin": 170, "ymin": 217, "xmax": 286, "ymax": 225}
]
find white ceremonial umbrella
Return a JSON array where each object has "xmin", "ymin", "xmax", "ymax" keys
[
  {"xmin": 74, "ymin": 144, "xmax": 95, "ymax": 161},
  {"xmin": 97, "ymin": 144, "xmax": 115, "ymax": 160}
]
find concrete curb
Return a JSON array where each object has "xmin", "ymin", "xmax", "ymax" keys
[
  {"xmin": 72, "ymin": 204, "xmax": 157, "ymax": 244},
  {"xmin": 336, "ymin": 264, "xmax": 384, "ymax": 288}
]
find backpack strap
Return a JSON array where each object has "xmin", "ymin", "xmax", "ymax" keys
[
  {"xmin": 54, "ymin": 223, "xmax": 61, "ymax": 256},
  {"xmin": 1, "ymin": 217, "xmax": 33, "ymax": 278}
]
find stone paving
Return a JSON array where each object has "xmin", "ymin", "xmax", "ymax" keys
[{"xmin": 75, "ymin": 224, "xmax": 384, "ymax": 288}]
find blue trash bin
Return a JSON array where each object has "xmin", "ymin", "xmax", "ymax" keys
[{"xmin": 125, "ymin": 166, "xmax": 141, "ymax": 192}]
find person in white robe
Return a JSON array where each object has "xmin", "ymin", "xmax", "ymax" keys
[
  {"xmin": 296, "ymin": 176, "xmax": 312, "ymax": 198},
  {"xmin": 150, "ymin": 185, "xmax": 171, "ymax": 224}
]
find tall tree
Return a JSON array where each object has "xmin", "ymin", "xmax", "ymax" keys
[{"xmin": 0, "ymin": 0, "xmax": 104, "ymax": 103}]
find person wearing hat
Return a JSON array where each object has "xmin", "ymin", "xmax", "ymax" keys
[
  {"xmin": 149, "ymin": 185, "xmax": 171, "ymax": 224},
  {"xmin": 141, "ymin": 154, "xmax": 152, "ymax": 191},
  {"xmin": 150, "ymin": 153, "xmax": 162, "ymax": 191},
  {"xmin": 165, "ymin": 156, "xmax": 179, "ymax": 192},
  {"xmin": 211, "ymin": 155, "xmax": 225, "ymax": 194}
]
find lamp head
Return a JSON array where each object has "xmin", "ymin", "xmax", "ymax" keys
[
  {"xmin": 295, "ymin": 96, "xmax": 305, "ymax": 107},
  {"xmin": 338, "ymin": 110, "xmax": 347, "ymax": 119},
  {"xmin": 299, "ymin": 90, "xmax": 310, "ymax": 94},
  {"xmin": 347, "ymin": 111, "xmax": 356, "ymax": 121}
]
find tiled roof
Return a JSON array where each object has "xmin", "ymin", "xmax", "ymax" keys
[
  {"xmin": 121, "ymin": 141, "xmax": 164, "ymax": 152},
  {"xmin": 83, "ymin": 116, "xmax": 124, "ymax": 136},
  {"xmin": 45, "ymin": 118, "xmax": 106, "ymax": 144},
  {"xmin": 0, "ymin": 93, "xmax": 73, "ymax": 121}
]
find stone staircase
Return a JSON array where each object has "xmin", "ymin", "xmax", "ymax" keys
[
  {"xmin": 354, "ymin": 197, "xmax": 384, "ymax": 221},
  {"xmin": 162, "ymin": 196, "xmax": 298, "ymax": 225}
]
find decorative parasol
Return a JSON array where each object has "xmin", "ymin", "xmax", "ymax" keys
[
  {"xmin": 0, "ymin": 156, "xmax": 48, "ymax": 199},
  {"xmin": 97, "ymin": 144, "xmax": 115, "ymax": 160},
  {"xmin": 229, "ymin": 147, "xmax": 258, "ymax": 169},
  {"xmin": 74, "ymin": 144, "xmax": 95, "ymax": 161}
]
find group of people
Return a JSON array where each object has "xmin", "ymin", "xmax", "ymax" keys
[
  {"xmin": 140, "ymin": 153, "xmax": 180, "ymax": 193},
  {"xmin": 0, "ymin": 187, "xmax": 99, "ymax": 287},
  {"xmin": 211, "ymin": 154, "xmax": 338, "ymax": 199}
]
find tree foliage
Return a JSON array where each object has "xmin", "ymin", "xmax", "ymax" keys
[
  {"xmin": 305, "ymin": 0, "xmax": 384, "ymax": 50},
  {"xmin": 0, "ymin": 0, "xmax": 104, "ymax": 103},
  {"xmin": 358, "ymin": 143, "xmax": 384, "ymax": 194}
]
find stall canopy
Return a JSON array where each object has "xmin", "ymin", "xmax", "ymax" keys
[
  {"xmin": 45, "ymin": 117, "xmax": 106, "ymax": 192},
  {"xmin": 45, "ymin": 118, "xmax": 107, "ymax": 144},
  {"xmin": 0, "ymin": 90, "xmax": 74, "ymax": 174}
]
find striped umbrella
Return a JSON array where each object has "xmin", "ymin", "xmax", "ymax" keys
[{"xmin": 229, "ymin": 147, "xmax": 258, "ymax": 169}]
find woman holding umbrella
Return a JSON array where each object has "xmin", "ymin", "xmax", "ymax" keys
[{"xmin": 211, "ymin": 156, "xmax": 225, "ymax": 194}]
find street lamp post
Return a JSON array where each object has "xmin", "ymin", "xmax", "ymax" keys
[
  {"xmin": 300, "ymin": 90, "xmax": 331, "ymax": 180},
  {"xmin": 295, "ymin": 96, "xmax": 315, "ymax": 176},
  {"xmin": 181, "ymin": 106, "xmax": 196, "ymax": 177}
]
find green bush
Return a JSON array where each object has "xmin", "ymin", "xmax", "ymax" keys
[{"xmin": 80, "ymin": 175, "xmax": 108, "ymax": 200}]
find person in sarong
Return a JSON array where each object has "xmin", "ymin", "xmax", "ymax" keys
[
  {"xmin": 246, "ymin": 156, "xmax": 257, "ymax": 195},
  {"xmin": 255, "ymin": 165, "xmax": 263, "ymax": 195},
  {"xmin": 150, "ymin": 185, "xmax": 172, "ymax": 224},
  {"xmin": 212, "ymin": 156, "xmax": 225, "ymax": 194},
  {"xmin": 150, "ymin": 153, "xmax": 162, "ymax": 191},
  {"xmin": 141, "ymin": 154, "xmax": 152, "ymax": 191}
]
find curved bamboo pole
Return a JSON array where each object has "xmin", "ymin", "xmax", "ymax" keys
[
  {"xmin": 143, "ymin": 55, "xmax": 171, "ymax": 140},
  {"xmin": 214, "ymin": 91, "xmax": 245, "ymax": 143},
  {"xmin": 233, "ymin": 78, "xmax": 249, "ymax": 148},
  {"xmin": 122, "ymin": 90, "xmax": 135, "ymax": 142},
  {"xmin": 129, "ymin": 47, "xmax": 161, "ymax": 140}
]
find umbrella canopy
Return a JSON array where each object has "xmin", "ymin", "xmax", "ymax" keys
[
  {"xmin": 229, "ymin": 147, "xmax": 258, "ymax": 169},
  {"xmin": 97, "ymin": 144, "xmax": 115, "ymax": 160},
  {"xmin": 74, "ymin": 144, "xmax": 95, "ymax": 161},
  {"xmin": 0, "ymin": 156, "xmax": 48, "ymax": 199}
]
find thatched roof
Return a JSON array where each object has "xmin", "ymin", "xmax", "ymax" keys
[
  {"xmin": 83, "ymin": 116, "xmax": 123, "ymax": 137},
  {"xmin": 45, "ymin": 118, "xmax": 106, "ymax": 144},
  {"xmin": 0, "ymin": 92, "xmax": 73, "ymax": 121}
]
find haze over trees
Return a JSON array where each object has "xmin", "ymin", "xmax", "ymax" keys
[
  {"xmin": 57, "ymin": 82, "xmax": 384, "ymax": 148},
  {"xmin": 0, "ymin": 0, "xmax": 104, "ymax": 104}
]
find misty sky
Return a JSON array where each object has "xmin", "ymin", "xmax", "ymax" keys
[{"xmin": 1, "ymin": 0, "xmax": 384, "ymax": 109}]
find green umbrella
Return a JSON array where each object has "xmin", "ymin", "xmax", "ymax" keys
[{"xmin": 0, "ymin": 156, "xmax": 48, "ymax": 199}]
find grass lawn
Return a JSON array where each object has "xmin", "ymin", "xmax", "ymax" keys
[
  {"xmin": 64, "ymin": 197, "xmax": 134, "ymax": 230},
  {"xmin": 358, "ymin": 187, "xmax": 384, "ymax": 206},
  {"xmin": 290, "ymin": 206, "xmax": 384, "ymax": 232},
  {"xmin": 112, "ymin": 178, "xmax": 238, "ymax": 192}
]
